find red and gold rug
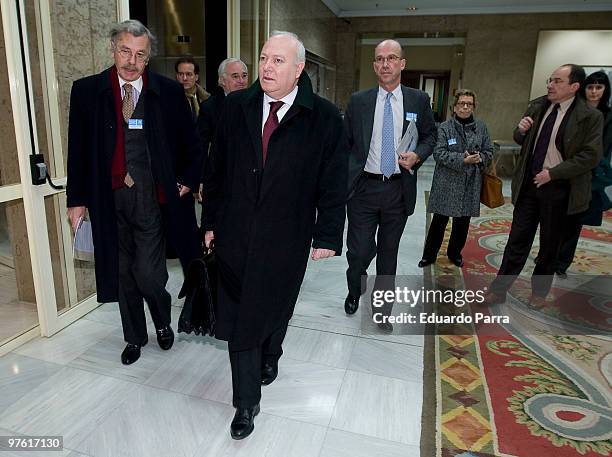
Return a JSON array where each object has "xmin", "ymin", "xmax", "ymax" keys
[{"xmin": 422, "ymin": 200, "xmax": 612, "ymax": 457}]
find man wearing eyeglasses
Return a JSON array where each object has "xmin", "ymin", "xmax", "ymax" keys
[
  {"xmin": 195, "ymin": 58, "xmax": 248, "ymax": 202},
  {"xmin": 175, "ymin": 56, "xmax": 210, "ymax": 121},
  {"xmin": 343, "ymin": 39, "xmax": 436, "ymax": 327},
  {"xmin": 66, "ymin": 20, "xmax": 203, "ymax": 365},
  {"xmin": 485, "ymin": 64, "xmax": 602, "ymax": 305}
]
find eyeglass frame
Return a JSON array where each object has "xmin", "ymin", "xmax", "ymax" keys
[
  {"xmin": 546, "ymin": 77, "xmax": 570, "ymax": 86},
  {"xmin": 374, "ymin": 55, "xmax": 403, "ymax": 65},
  {"xmin": 114, "ymin": 46, "xmax": 150, "ymax": 63}
]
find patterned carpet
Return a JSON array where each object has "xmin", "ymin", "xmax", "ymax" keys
[{"xmin": 421, "ymin": 200, "xmax": 612, "ymax": 457}]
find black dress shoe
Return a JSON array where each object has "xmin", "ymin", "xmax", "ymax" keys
[
  {"xmin": 377, "ymin": 321, "xmax": 393, "ymax": 332},
  {"xmin": 156, "ymin": 326, "xmax": 174, "ymax": 350},
  {"xmin": 261, "ymin": 361, "xmax": 278, "ymax": 386},
  {"xmin": 344, "ymin": 294, "xmax": 359, "ymax": 315},
  {"xmin": 448, "ymin": 256, "xmax": 464, "ymax": 267},
  {"xmin": 418, "ymin": 258, "xmax": 435, "ymax": 268},
  {"xmin": 121, "ymin": 337, "xmax": 147, "ymax": 365},
  {"xmin": 555, "ymin": 269, "xmax": 568, "ymax": 279},
  {"xmin": 230, "ymin": 404, "xmax": 260, "ymax": 440}
]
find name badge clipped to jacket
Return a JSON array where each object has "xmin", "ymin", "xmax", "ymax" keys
[
  {"xmin": 405, "ymin": 112, "xmax": 418, "ymax": 123},
  {"xmin": 128, "ymin": 119, "xmax": 143, "ymax": 130},
  {"xmin": 448, "ymin": 138, "xmax": 457, "ymax": 146}
]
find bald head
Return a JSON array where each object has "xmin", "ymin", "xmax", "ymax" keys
[
  {"xmin": 375, "ymin": 39, "xmax": 403, "ymax": 58},
  {"xmin": 373, "ymin": 39, "xmax": 406, "ymax": 91}
]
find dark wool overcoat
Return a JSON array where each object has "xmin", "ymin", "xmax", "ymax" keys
[
  {"xmin": 202, "ymin": 72, "xmax": 348, "ymax": 350},
  {"xmin": 66, "ymin": 67, "xmax": 204, "ymax": 302}
]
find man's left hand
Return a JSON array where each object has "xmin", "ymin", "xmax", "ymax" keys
[
  {"xmin": 311, "ymin": 248, "xmax": 336, "ymax": 260},
  {"xmin": 533, "ymin": 169, "xmax": 551, "ymax": 188},
  {"xmin": 177, "ymin": 183, "xmax": 191, "ymax": 197},
  {"xmin": 398, "ymin": 151, "xmax": 420, "ymax": 172}
]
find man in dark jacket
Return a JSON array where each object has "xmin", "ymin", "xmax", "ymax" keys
[
  {"xmin": 343, "ymin": 40, "xmax": 436, "ymax": 324},
  {"xmin": 66, "ymin": 20, "xmax": 203, "ymax": 365},
  {"xmin": 485, "ymin": 64, "xmax": 602, "ymax": 304},
  {"xmin": 196, "ymin": 58, "xmax": 248, "ymax": 202},
  {"xmin": 202, "ymin": 31, "xmax": 348, "ymax": 440}
]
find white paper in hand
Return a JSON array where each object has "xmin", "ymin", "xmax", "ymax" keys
[
  {"xmin": 396, "ymin": 121, "xmax": 419, "ymax": 175},
  {"xmin": 396, "ymin": 120, "xmax": 419, "ymax": 157},
  {"xmin": 73, "ymin": 219, "xmax": 94, "ymax": 262}
]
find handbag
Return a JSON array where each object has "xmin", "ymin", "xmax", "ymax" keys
[
  {"xmin": 480, "ymin": 157, "xmax": 505, "ymax": 208},
  {"xmin": 177, "ymin": 245, "xmax": 217, "ymax": 337}
]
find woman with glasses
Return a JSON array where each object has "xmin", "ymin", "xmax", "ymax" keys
[
  {"xmin": 554, "ymin": 71, "xmax": 612, "ymax": 276},
  {"xmin": 419, "ymin": 89, "xmax": 493, "ymax": 268}
]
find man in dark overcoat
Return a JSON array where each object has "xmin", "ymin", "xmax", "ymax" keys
[
  {"xmin": 66, "ymin": 20, "xmax": 203, "ymax": 365},
  {"xmin": 202, "ymin": 31, "xmax": 348, "ymax": 440},
  {"xmin": 196, "ymin": 58, "xmax": 248, "ymax": 202},
  {"xmin": 485, "ymin": 64, "xmax": 602, "ymax": 304},
  {"xmin": 343, "ymin": 40, "xmax": 436, "ymax": 325}
]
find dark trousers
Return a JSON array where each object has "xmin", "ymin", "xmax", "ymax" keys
[
  {"xmin": 422, "ymin": 214, "xmax": 471, "ymax": 261},
  {"xmin": 114, "ymin": 182, "xmax": 171, "ymax": 345},
  {"xmin": 346, "ymin": 176, "xmax": 408, "ymax": 302},
  {"xmin": 491, "ymin": 178, "xmax": 569, "ymax": 297},
  {"xmin": 228, "ymin": 323, "xmax": 289, "ymax": 407},
  {"xmin": 162, "ymin": 194, "xmax": 202, "ymax": 275},
  {"xmin": 555, "ymin": 215, "xmax": 583, "ymax": 273}
]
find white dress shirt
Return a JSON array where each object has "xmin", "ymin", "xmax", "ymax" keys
[
  {"xmin": 261, "ymin": 86, "xmax": 299, "ymax": 133},
  {"xmin": 364, "ymin": 85, "xmax": 403, "ymax": 175},
  {"xmin": 118, "ymin": 75, "xmax": 143, "ymax": 106}
]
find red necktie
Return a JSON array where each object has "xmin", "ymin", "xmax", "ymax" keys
[{"xmin": 262, "ymin": 101, "xmax": 284, "ymax": 164}]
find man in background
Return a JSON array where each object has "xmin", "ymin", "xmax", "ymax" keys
[
  {"xmin": 485, "ymin": 64, "xmax": 602, "ymax": 304},
  {"xmin": 175, "ymin": 55, "xmax": 210, "ymax": 121},
  {"xmin": 196, "ymin": 58, "xmax": 248, "ymax": 202}
]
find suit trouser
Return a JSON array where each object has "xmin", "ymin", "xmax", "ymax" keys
[
  {"xmin": 490, "ymin": 178, "xmax": 569, "ymax": 297},
  {"xmin": 114, "ymin": 182, "xmax": 171, "ymax": 345},
  {"xmin": 422, "ymin": 214, "xmax": 471, "ymax": 262},
  {"xmin": 228, "ymin": 323, "xmax": 289, "ymax": 407},
  {"xmin": 162, "ymin": 194, "xmax": 202, "ymax": 274},
  {"xmin": 346, "ymin": 176, "xmax": 408, "ymax": 315},
  {"xmin": 554, "ymin": 215, "xmax": 583, "ymax": 273}
]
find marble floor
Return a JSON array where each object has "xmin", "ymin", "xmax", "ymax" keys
[{"xmin": 0, "ymin": 160, "xmax": 504, "ymax": 457}]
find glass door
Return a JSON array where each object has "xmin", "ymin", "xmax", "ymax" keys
[{"xmin": 0, "ymin": 0, "xmax": 123, "ymax": 354}]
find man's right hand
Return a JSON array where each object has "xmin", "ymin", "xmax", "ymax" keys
[
  {"xmin": 67, "ymin": 206, "xmax": 86, "ymax": 232},
  {"xmin": 517, "ymin": 116, "xmax": 534, "ymax": 135},
  {"xmin": 204, "ymin": 230, "xmax": 214, "ymax": 249}
]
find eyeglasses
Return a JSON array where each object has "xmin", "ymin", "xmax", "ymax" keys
[
  {"xmin": 546, "ymin": 77, "xmax": 568, "ymax": 86},
  {"xmin": 456, "ymin": 102, "xmax": 474, "ymax": 108},
  {"xmin": 374, "ymin": 55, "xmax": 401, "ymax": 65},
  {"xmin": 230, "ymin": 72, "xmax": 248, "ymax": 81},
  {"xmin": 116, "ymin": 47, "xmax": 149, "ymax": 62}
]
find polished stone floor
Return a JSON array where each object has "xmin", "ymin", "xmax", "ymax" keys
[{"xmin": 0, "ymin": 160, "xmax": 495, "ymax": 457}]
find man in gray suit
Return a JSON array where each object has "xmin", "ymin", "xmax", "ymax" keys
[{"xmin": 344, "ymin": 39, "xmax": 436, "ymax": 327}]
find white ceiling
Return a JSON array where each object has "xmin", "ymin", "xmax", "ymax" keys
[{"xmin": 320, "ymin": 0, "xmax": 612, "ymax": 17}]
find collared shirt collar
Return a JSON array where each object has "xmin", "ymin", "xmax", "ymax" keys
[
  {"xmin": 378, "ymin": 84, "xmax": 402, "ymax": 101},
  {"xmin": 557, "ymin": 96, "xmax": 575, "ymax": 113},
  {"xmin": 117, "ymin": 74, "xmax": 143, "ymax": 94},
  {"xmin": 263, "ymin": 85, "xmax": 299, "ymax": 107}
]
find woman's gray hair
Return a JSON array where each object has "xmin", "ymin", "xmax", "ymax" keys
[
  {"xmin": 110, "ymin": 20, "xmax": 157, "ymax": 57},
  {"xmin": 269, "ymin": 30, "xmax": 305, "ymax": 64}
]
